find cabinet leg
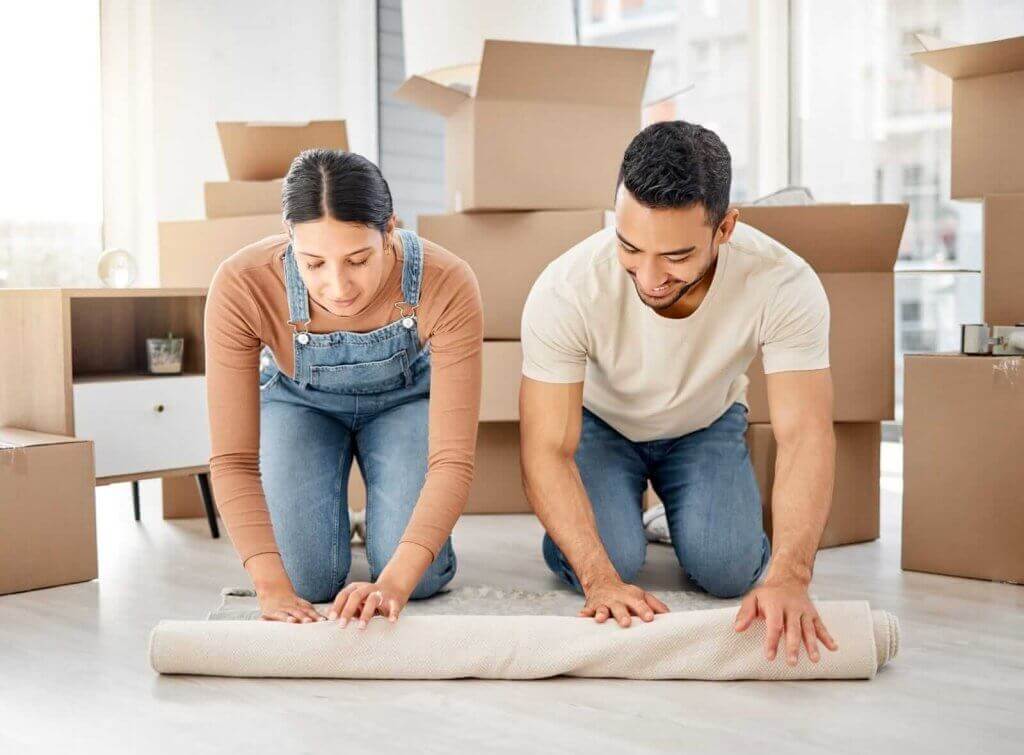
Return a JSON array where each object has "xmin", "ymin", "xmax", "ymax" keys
[
  {"xmin": 132, "ymin": 480, "xmax": 141, "ymax": 522},
  {"xmin": 195, "ymin": 473, "xmax": 220, "ymax": 539}
]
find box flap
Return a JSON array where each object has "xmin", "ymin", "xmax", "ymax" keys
[
  {"xmin": 394, "ymin": 76, "xmax": 471, "ymax": 116},
  {"xmin": 913, "ymin": 34, "xmax": 1024, "ymax": 79},
  {"xmin": 0, "ymin": 427, "xmax": 87, "ymax": 449},
  {"xmin": 216, "ymin": 120, "xmax": 349, "ymax": 181},
  {"xmin": 736, "ymin": 204, "xmax": 908, "ymax": 272},
  {"xmin": 476, "ymin": 40, "xmax": 651, "ymax": 106}
]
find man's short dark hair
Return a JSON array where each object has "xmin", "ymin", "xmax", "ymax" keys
[{"xmin": 616, "ymin": 121, "xmax": 732, "ymax": 229}]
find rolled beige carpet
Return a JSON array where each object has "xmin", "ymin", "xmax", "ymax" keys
[{"xmin": 150, "ymin": 600, "xmax": 898, "ymax": 680}]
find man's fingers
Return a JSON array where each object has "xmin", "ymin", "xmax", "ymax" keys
[
  {"xmin": 579, "ymin": 604, "xmax": 597, "ymax": 618},
  {"xmin": 734, "ymin": 594, "xmax": 757, "ymax": 632},
  {"xmin": 610, "ymin": 602, "xmax": 632, "ymax": 628},
  {"xmin": 594, "ymin": 605, "xmax": 610, "ymax": 623},
  {"xmin": 784, "ymin": 610, "xmax": 803, "ymax": 665},
  {"xmin": 814, "ymin": 616, "xmax": 839, "ymax": 651},
  {"xmin": 629, "ymin": 598, "xmax": 654, "ymax": 622},
  {"xmin": 644, "ymin": 592, "xmax": 670, "ymax": 614},
  {"xmin": 763, "ymin": 607, "xmax": 784, "ymax": 660},
  {"xmin": 801, "ymin": 615, "xmax": 820, "ymax": 663}
]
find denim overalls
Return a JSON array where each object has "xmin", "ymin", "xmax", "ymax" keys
[{"xmin": 257, "ymin": 229, "xmax": 456, "ymax": 604}]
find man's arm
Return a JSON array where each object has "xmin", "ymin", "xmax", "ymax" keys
[
  {"xmin": 519, "ymin": 377, "xmax": 668, "ymax": 626},
  {"xmin": 763, "ymin": 367, "xmax": 836, "ymax": 586},
  {"xmin": 733, "ymin": 367, "xmax": 840, "ymax": 665}
]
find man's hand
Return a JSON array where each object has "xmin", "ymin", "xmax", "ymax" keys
[
  {"xmin": 733, "ymin": 579, "xmax": 838, "ymax": 664},
  {"xmin": 579, "ymin": 578, "xmax": 670, "ymax": 627}
]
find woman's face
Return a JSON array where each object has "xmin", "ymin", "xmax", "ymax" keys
[{"xmin": 290, "ymin": 215, "xmax": 397, "ymax": 317}]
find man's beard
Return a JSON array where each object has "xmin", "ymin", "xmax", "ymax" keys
[{"xmin": 634, "ymin": 255, "xmax": 715, "ymax": 312}]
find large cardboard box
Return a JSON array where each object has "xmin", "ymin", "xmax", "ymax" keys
[
  {"xmin": 913, "ymin": 36, "xmax": 1024, "ymax": 199},
  {"xmin": 205, "ymin": 120, "xmax": 348, "ymax": 218},
  {"xmin": 738, "ymin": 204, "xmax": 907, "ymax": 422},
  {"xmin": 645, "ymin": 422, "xmax": 880, "ymax": 550},
  {"xmin": 0, "ymin": 428, "xmax": 97, "ymax": 595},
  {"xmin": 983, "ymin": 193, "xmax": 1024, "ymax": 326},
  {"xmin": 158, "ymin": 214, "xmax": 283, "ymax": 287},
  {"xmin": 396, "ymin": 40, "xmax": 651, "ymax": 212},
  {"xmin": 347, "ymin": 421, "xmax": 529, "ymax": 515},
  {"xmin": 481, "ymin": 341, "xmax": 522, "ymax": 422},
  {"xmin": 902, "ymin": 354, "xmax": 1024, "ymax": 583},
  {"xmin": 419, "ymin": 210, "xmax": 609, "ymax": 338}
]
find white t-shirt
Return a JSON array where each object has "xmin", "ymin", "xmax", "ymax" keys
[{"xmin": 520, "ymin": 221, "xmax": 830, "ymax": 442}]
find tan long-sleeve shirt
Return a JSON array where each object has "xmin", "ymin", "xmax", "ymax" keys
[{"xmin": 204, "ymin": 233, "xmax": 483, "ymax": 566}]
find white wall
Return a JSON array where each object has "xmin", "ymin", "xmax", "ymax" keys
[{"xmin": 102, "ymin": 0, "xmax": 377, "ymax": 284}]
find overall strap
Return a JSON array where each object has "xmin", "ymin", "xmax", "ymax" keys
[
  {"xmin": 283, "ymin": 245, "xmax": 311, "ymax": 329},
  {"xmin": 397, "ymin": 229, "xmax": 424, "ymax": 308}
]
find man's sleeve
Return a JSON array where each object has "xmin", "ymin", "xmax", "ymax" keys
[
  {"xmin": 520, "ymin": 275, "xmax": 588, "ymax": 383},
  {"xmin": 759, "ymin": 263, "xmax": 831, "ymax": 374}
]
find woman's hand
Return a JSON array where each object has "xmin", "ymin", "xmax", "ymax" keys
[
  {"xmin": 256, "ymin": 583, "xmax": 326, "ymax": 623},
  {"xmin": 328, "ymin": 580, "xmax": 410, "ymax": 628}
]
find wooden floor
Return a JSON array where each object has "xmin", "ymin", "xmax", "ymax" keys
[{"xmin": 2, "ymin": 443, "xmax": 1022, "ymax": 754}]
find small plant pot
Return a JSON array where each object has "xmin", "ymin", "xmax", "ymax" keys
[{"xmin": 146, "ymin": 335, "xmax": 185, "ymax": 374}]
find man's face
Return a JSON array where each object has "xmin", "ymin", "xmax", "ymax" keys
[{"xmin": 613, "ymin": 185, "xmax": 736, "ymax": 315}]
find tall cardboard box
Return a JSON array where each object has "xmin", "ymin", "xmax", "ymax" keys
[
  {"xmin": 983, "ymin": 193, "xmax": 1024, "ymax": 326},
  {"xmin": 645, "ymin": 422, "xmax": 881, "ymax": 549},
  {"xmin": 158, "ymin": 214, "xmax": 283, "ymax": 287},
  {"xmin": 396, "ymin": 40, "xmax": 651, "ymax": 212},
  {"xmin": 902, "ymin": 354, "xmax": 1024, "ymax": 584},
  {"xmin": 419, "ymin": 210, "xmax": 610, "ymax": 338},
  {"xmin": 204, "ymin": 120, "xmax": 348, "ymax": 218},
  {"xmin": 0, "ymin": 428, "xmax": 97, "ymax": 594},
  {"xmin": 738, "ymin": 204, "xmax": 907, "ymax": 422},
  {"xmin": 913, "ymin": 35, "xmax": 1024, "ymax": 199},
  {"xmin": 481, "ymin": 341, "xmax": 523, "ymax": 422}
]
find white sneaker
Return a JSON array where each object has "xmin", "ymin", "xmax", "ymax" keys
[
  {"xmin": 350, "ymin": 508, "xmax": 366, "ymax": 543},
  {"xmin": 642, "ymin": 503, "xmax": 672, "ymax": 544}
]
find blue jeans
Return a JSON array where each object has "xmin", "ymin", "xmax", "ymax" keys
[
  {"xmin": 259, "ymin": 373, "xmax": 457, "ymax": 604},
  {"xmin": 543, "ymin": 402, "xmax": 771, "ymax": 598}
]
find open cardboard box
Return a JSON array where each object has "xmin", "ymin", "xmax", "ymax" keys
[
  {"xmin": 204, "ymin": 120, "xmax": 348, "ymax": 218},
  {"xmin": 158, "ymin": 214, "xmax": 284, "ymax": 287},
  {"xmin": 902, "ymin": 354, "xmax": 1024, "ymax": 584},
  {"xmin": 647, "ymin": 422, "xmax": 880, "ymax": 550},
  {"xmin": 913, "ymin": 34, "xmax": 1024, "ymax": 200},
  {"xmin": 419, "ymin": 209, "xmax": 611, "ymax": 338},
  {"xmin": 738, "ymin": 203, "xmax": 907, "ymax": 422},
  {"xmin": 396, "ymin": 40, "xmax": 652, "ymax": 212},
  {"xmin": 0, "ymin": 428, "xmax": 97, "ymax": 594}
]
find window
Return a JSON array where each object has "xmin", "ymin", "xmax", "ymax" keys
[{"xmin": 0, "ymin": 1, "xmax": 103, "ymax": 288}]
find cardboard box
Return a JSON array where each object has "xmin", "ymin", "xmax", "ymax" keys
[
  {"xmin": 913, "ymin": 35, "xmax": 1024, "ymax": 199},
  {"xmin": 420, "ymin": 210, "xmax": 609, "ymax": 338},
  {"xmin": 646, "ymin": 422, "xmax": 881, "ymax": 550},
  {"xmin": 396, "ymin": 40, "xmax": 651, "ymax": 212},
  {"xmin": 902, "ymin": 354, "xmax": 1024, "ymax": 583},
  {"xmin": 158, "ymin": 214, "xmax": 284, "ymax": 287},
  {"xmin": 204, "ymin": 179, "xmax": 283, "ymax": 219},
  {"xmin": 346, "ymin": 421, "xmax": 529, "ymax": 515},
  {"xmin": 481, "ymin": 341, "xmax": 522, "ymax": 422},
  {"xmin": 0, "ymin": 428, "xmax": 97, "ymax": 595},
  {"xmin": 204, "ymin": 120, "xmax": 347, "ymax": 219},
  {"xmin": 216, "ymin": 120, "xmax": 349, "ymax": 181},
  {"xmin": 738, "ymin": 204, "xmax": 907, "ymax": 422},
  {"xmin": 983, "ymin": 193, "xmax": 1024, "ymax": 326}
]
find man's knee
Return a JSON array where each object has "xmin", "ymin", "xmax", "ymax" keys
[{"xmin": 680, "ymin": 534, "xmax": 769, "ymax": 599}]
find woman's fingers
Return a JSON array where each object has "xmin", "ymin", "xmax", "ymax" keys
[
  {"xmin": 329, "ymin": 586, "xmax": 355, "ymax": 621},
  {"xmin": 339, "ymin": 588, "xmax": 367, "ymax": 625},
  {"xmin": 357, "ymin": 591, "xmax": 383, "ymax": 629}
]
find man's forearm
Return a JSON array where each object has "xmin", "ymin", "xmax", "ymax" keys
[
  {"xmin": 522, "ymin": 451, "xmax": 619, "ymax": 589},
  {"xmin": 763, "ymin": 428, "xmax": 836, "ymax": 586}
]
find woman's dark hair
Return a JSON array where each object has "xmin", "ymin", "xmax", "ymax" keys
[
  {"xmin": 282, "ymin": 148, "xmax": 394, "ymax": 232},
  {"xmin": 616, "ymin": 121, "xmax": 732, "ymax": 229}
]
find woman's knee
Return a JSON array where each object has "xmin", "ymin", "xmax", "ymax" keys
[{"xmin": 287, "ymin": 550, "xmax": 352, "ymax": 604}]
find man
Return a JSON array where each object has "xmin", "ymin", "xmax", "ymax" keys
[{"xmin": 519, "ymin": 121, "xmax": 839, "ymax": 666}]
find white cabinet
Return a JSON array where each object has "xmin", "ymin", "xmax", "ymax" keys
[{"xmin": 73, "ymin": 375, "xmax": 210, "ymax": 479}]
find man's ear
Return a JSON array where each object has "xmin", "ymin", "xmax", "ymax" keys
[{"xmin": 716, "ymin": 208, "xmax": 740, "ymax": 245}]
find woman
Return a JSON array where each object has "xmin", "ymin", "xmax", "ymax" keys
[{"xmin": 205, "ymin": 149, "xmax": 483, "ymax": 626}]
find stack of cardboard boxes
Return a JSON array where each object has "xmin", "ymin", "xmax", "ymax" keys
[
  {"xmin": 901, "ymin": 36, "xmax": 1024, "ymax": 584},
  {"xmin": 645, "ymin": 204, "xmax": 908, "ymax": 550},
  {"xmin": 398, "ymin": 40, "xmax": 654, "ymax": 513},
  {"xmin": 157, "ymin": 120, "xmax": 349, "ymax": 287}
]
